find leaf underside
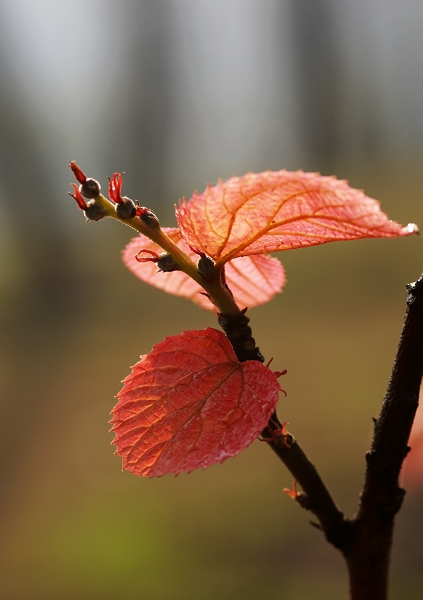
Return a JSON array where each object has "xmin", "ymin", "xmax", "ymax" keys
[
  {"xmin": 176, "ymin": 170, "xmax": 418, "ymax": 264},
  {"xmin": 110, "ymin": 328, "xmax": 281, "ymax": 477},
  {"xmin": 123, "ymin": 228, "xmax": 285, "ymax": 311}
]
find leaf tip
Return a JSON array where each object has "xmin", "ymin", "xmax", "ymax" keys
[{"xmin": 405, "ymin": 222, "xmax": 419, "ymax": 235}]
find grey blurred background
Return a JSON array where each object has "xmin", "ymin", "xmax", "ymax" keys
[{"xmin": 0, "ymin": 1, "xmax": 423, "ymax": 599}]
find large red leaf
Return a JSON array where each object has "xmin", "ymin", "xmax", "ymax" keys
[
  {"xmin": 123, "ymin": 228, "xmax": 285, "ymax": 311},
  {"xmin": 176, "ymin": 170, "xmax": 418, "ymax": 264},
  {"xmin": 110, "ymin": 328, "xmax": 281, "ymax": 477}
]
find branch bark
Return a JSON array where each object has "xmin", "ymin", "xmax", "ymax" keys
[
  {"xmin": 218, "ymin": 307, "xmax": 352, "ymax": 547},
  {"xmin": 263, "ymin": 423, "xmax": 353, "ymax": 549},
  {"xmin": 343, "ymin": 273, "xmax": 423, "ymax": 599},
  {"xmin": 220, "ymin": 272, "xmax": 423, "ymax": 600}
]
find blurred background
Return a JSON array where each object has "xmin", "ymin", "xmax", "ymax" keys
[{"xmin": 0, "ymin": 1, "xmax": 422, "ymax": 598}]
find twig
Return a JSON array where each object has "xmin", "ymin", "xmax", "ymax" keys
[
  {"xmin": 218, "ymin": 308, "xmax": 352, "ymax": 548},
  {"xmin": 220, "ymin": 273, "xmax": 423, "ymax": 600},
  {"xmin": 344, "ymin": 273, "xmax": 423, "ymax": 600},
  {"xmin": 263, "ymin": 420, "xmax": 353, "ymax": 549}
]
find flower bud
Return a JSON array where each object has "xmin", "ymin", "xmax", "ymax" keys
[
  {"xmin": 69, "ymin": 162, "xmax": 101, "ymax": 198},
  {"xmin": 69, "ymin": 184, "xmax": 88, "ymax": 210},
  {"xmin": 85, "ymin": 202, "xmax": 107, "ymax": 221},
  {"xmin": 137, "ymin": 207, "xmax": 160, "ymax": 229},
  {"xmin": 69, "ymin": 161, "xmax": 87, "ymax": 184},
  {"xmin": 157, "ymin": 253, "xmax": 180, "ymax": 272},
  {"xmin": 108, "ymin": 173, "xmax": 124, "ymax": 203},
  {"xmin": 116, "ymin": 198, "xmax": 137, "ymax": 220},
  {"xmin": 80, "ymin": 178, "xmax": 101, "ymax": 199}
]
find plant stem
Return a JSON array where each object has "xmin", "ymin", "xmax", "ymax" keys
[
  {"xmin": 344, "ymin": 272, "xmax": 423, "ymax": 599},
  {"xmin": 218, "ymin": 309, "xmax": 351, "ymax": 545},
  {"xmin": 264, "ymin": 422, "xmax": 353, "ymax": 549},
  {"xmin": 220, "ymin": 272, "xmax": 423, "ymax": 600},
  {"xmin": 94, "ymin": 194, "xmax": 242, "ymax": 315}
]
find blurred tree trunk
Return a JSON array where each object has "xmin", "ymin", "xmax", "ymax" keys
[
  {"xmin": 104, "ymin": 1, "xmax": 175, "ymax": 210},
  {"xmin": 288, "ymin": 0, "xmax": 343, "ymax": 164}
]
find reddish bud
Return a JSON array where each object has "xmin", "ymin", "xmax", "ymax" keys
[
  {"xmin": 107, "ymin": 173, "xmax": 124, "ymax": 204},
  {"xmin": 81, "ymin": 179, "xmax": 101, "ymax": 199},
  {"xmin": 157, "ymin": 254, "xmax": 180, "ymax": 272},
  {"xmin": 69, "ymin": 161, "xmax": 100, "ymax": 198},
  {"xmin": 84, "ymin": 203, "xmax": 107, "ymax": 221},
  {"xmin": 69, "ymin": 184, "xmax": 106, "ymax": 220},
  {"xmin": 134, "ymin": 249, "xmax": 180, "ymax": 272},
  {"xmin": 107, "ymin": 172, "xmax": 136, "ymax": 219},
  {"xmin": 116, "ymin": 200, "xmax": 136, "ymax": 219},
  {"xmin": 69, "ymin": 161, "xmax": 86, "ymax": 184},
  {"xmin": 136, "ymin": 206, "xmax": 161, "ymax": 229},
  {"xmin": 69, "ymin": 184, "xmax": 88, "ymax": 210}
]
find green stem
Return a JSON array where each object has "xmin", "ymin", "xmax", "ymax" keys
[{"xmin": 94, "ymin": 194, "xmax": 242, "ymax": 316}]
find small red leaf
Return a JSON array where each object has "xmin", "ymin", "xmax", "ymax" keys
[
  {"xmin": 176, "ymin": 170, "xmax": 418, "ymax": 264},
  {"xmin": 110, "ymin": 328, "xmax": 281, "ymax": 477},
  {"xmin": 123, "ymin": 228, "xmax": 285, "ymax": 310}
]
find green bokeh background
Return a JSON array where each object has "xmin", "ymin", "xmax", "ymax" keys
[{"xmin": 0, "ymin": 2, "xmax": 423, "ymax": 599}]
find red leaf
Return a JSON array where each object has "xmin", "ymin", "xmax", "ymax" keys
[
  {"xmin": 123, "ymin": 228, "xmax": 285, "ymax": 311},
  {"xmin": 110, "ymin": 328, "xmax": 281, "ymax": 477},
  {"xmin": 176, "ymin": 170, "xmax": 418, "ymax": 264}
]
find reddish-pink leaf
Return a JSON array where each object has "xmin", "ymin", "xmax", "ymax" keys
[
  {"xmin": 123, "ymin": 228, "xmax": 285, "ymax": 311},
  {"xmin": 110, "ymin": 328, "xmax": 281, "ymax": 477},
  {"xmin": 176, "ymin": 170, "xmax": 418, "ymax": 264}
]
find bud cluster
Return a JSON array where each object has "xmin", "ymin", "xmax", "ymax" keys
[
  {"xmin": 68, "ymin": 161, "xmax": 106, "ymax": 221},
  {"xmin": 68, "ymin": 162, "xmax": 161, "ymax": 230}
]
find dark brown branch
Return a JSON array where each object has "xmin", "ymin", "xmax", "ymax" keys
[
  {"xmin": 263, "ymin": 422, "xmax": 353, "ymax": 549},
  {"xmin": 220, "ymin": 273, "xmax": 423, "ymax": 600},
  {"xmin": 218, "ymin": 308, "xmax": 352, "ymax": 548},
  {"xmin": 344, "ymin": 273, "xmax": 423, "ymax": 600},
  {"xmin": 218, "ymin": 309, "xmax": 265, "ymax": 363}
]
